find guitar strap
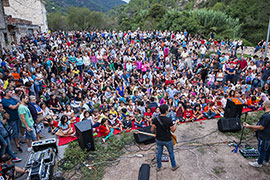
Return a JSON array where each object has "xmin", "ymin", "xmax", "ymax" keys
[{"xmin": 156, "ymin": 115, "xmax": 172, "ymax": 137}]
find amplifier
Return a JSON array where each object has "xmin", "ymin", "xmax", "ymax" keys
[
  {"xmin": 32, "ymin": 138, "xmax": 58, "ymax": 153},
  {"xmin": 239, "ymin": 148, "xmax": 259, "ymax": 158},
  {"xmin": 161, "ymin": 155, "xmax": 169, "ymax": 162},
  {"xmin": 28, "ymin": 159, "xmax": 51, "ymax": 180},
  {"xmin": 26, "ymin": 148, "xmax": 56, "ymax": 168}
]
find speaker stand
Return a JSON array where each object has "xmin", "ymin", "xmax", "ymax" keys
[{"xmin": 233, "ymin": 112, "xmax": 248, "ymax": 153}]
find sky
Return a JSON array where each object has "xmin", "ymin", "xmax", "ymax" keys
[{"xmin": 123, "ymin": 0, "xmax": 130, "ymax": 3}]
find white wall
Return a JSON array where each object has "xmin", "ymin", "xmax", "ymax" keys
[{"xmin": 4, "ymin": 0, "xmax": 48, "ymax": 32}]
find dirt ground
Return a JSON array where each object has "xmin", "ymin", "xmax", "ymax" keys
[{"xmin": 103, "ymin": 119, "xmax": 270, "ymax": 180}]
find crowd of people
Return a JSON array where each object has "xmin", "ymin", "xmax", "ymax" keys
[{"xmin": 0, "ymin": 29, "xmax": 269, "ymax": 160}]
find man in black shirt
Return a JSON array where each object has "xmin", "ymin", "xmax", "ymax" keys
[
  {"xmin": 151, "ymin": 104, "xmax": 179, "ymax": 171},
  {"xmin": 244, "ymin": 100, "xmax": 270, "ymax": 167}
]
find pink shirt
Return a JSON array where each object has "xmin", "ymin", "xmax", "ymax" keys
[
  {"xmin": 136, "ymin": 61, "xmax": 142, "ymax": 70},
  {"xmin": 164, "ymin": 48, "xmax": 169, "ymax": 55}
]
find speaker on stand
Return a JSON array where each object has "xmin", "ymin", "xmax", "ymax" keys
[
  {"xmin": 224, "ymin": 98, "xmax": 244, "ymax": 118},
  {"xmin": 218, "ymin": 98, "xmax": 245, "ymax": 132}
]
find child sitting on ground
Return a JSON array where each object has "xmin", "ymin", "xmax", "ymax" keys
[
  {"xmin": 144, "ymin": 107, "xmax": 153, "ymax": 126},
  {"xmin": 48, "ymin": 117, "xmax": 59, "ymax": 135},
  {"xmin": 183, "ymin": 106, "xmax": 193, "ymax": 122},
  {"xmin": 203, "ymin": 102, "xmax": 216, "ymax": 119},
  {"xmin": 247, "ymin": 96, "xmax": 259, "ymax": 110},
  {"xmin": 99, "ymin": 118, "xmax": 114, "ymax": 142},
  {"xmin": 134, "ymin": 109, "xmax": 146, "ymax": 128},
  {"xmin": 123, "ymin": 115, "xmax": 132, "ymax": 130},
  {"xmin": 193, "ymin": 104, "xmax": 203, "ymax": 121},
  {"xmin": 108, "ymin": 113, "xmax": 122, "ymax": 131},
  {"xmin": 120, "ymin": 108, "xmax": 132, "ymax": 130},
  {"xmin": 57, "ymin": 115, "xmax": 76, "ymax": 137}
]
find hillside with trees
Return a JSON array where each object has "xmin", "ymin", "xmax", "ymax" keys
[
  {"xmin": 46, "ymin": 0, "xmax": 126, "ymax": 12},
  {"xmin": 46, "ymin": 0, "xmax": 270, "ymax": 45}
]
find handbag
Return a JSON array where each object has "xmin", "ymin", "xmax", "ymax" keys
[
  {"xmin": 35, "ymin": 115, "xmax": 44, "ymax": 124},
  {"xmin": 5, "ymin": 124, "xmax": 14, "ymax": 137}
]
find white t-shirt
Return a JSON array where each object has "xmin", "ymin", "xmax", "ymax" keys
[{"xmin": 201, "ymin": 47, "xmax": 207, "ymax": 54}]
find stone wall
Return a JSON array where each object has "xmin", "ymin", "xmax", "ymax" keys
[
  {"xmin": 4, "ymin": 0, "xmax": 48, "ymax": 32},
  {"xmin": 0, "ymin": 0, "xmax": 8, "ymax": 52},
  {"xmin": 0, "ymin": 0, "xmax": 6, "ymax": 30}
]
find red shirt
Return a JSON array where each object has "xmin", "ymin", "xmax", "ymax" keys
[
  {"xmin": 184, "ymin": 110, "xmax": 193, "ymax": 119},
  {"xmin": 99, "ymin": 125, "xmax": 110, "ymax": 137},
  {"xmin": 165, "ymin": 80, "xmax": 174, "ymax": 86},
  {"xmin": 49, "ymin": 120, "xmax": 59, "ymax": 129},
  {"xmin": 238, "ymin": 60, "xmax": 247, "ymax": 70},
  {"xmin": 144, "ymin": 112, "xmax": 152, "ymax": 119}
]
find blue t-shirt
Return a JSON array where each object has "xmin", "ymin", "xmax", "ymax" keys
[
  {"xmin": 76, "ymin": 57, "xmax": 84, "ymax": 66},
  {"xmin": 46, "ymin": 60, "xmax": 52, "ymax": 68},
  {"xmin": 68, "ymin": 56, "xmax": 76, "ymax": 64},
  {"xmin": 59, "ymin": 121, "xmax": 70, "ymax": 131},
  {"xmin": 116, "ymin": 86, "xmax": 124, "ymax": 97},
  {"xmin": 2, "ymin": 98, "xmax": 19, "ymax": 122}
]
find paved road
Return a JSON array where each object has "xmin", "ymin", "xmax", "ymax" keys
[{"xmin": 11, "ymin": 125, "xmax": 68, "ymax": 179}]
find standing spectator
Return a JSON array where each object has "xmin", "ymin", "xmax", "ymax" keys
[
  {"xmin": 18, "ymin": 94, "xmax": 36, "ymax": 152},
  {"xmin": 28, "ymin": 95, "xmax": 44, "ymax": 141},
  {"xmin": 0, "ymin": 103, "xmax": 21, "ymax": 162},
  {"xmin": 1, "ymin": 89, "xmax": 22, "ymax": 152},
  {"xmin": 200, "ymin": 45, "xmax": 207, "ymax": 61}
]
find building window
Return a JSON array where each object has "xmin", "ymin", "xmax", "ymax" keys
[
  {"xmin": 3, "ymin": 33, "xmax": 8, "ymax": 45},
  {"xmin": 28, "ymin": 29, "xmax": 33, "ymax": 35},
  {"xmin": 3, "ymin": 0, "xmax": 10, "ymax": 7}
]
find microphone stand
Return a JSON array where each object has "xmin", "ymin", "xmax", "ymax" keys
[{"xmin": 233, "ymin": 112, "xmax": 248, "ymax": 153}]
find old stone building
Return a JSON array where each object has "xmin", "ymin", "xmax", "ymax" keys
[
  {"xmin": 0, "ymin": 0, "xmax": 9, "ymax": 52},
  {"xmin": 0, "ymin": 0, "xmax": 47, "ymax": 48},
  {"xmin": 3, "ymin": 0, "xmax": 48, "ymax": 32}
]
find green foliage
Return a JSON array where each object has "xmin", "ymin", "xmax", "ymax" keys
[
  {"xmin": 66, "ymin": 7, "xmax": 107, "ymax": 30},
  {"xmin": 47, "ymin": 12, "xmax": 68, "ymax": 31},
  {"xmin": 61, "ymin": 132, "xmax": 134, "ymax": 180},
  {"xmin": 242, "ymin": 39, "xmax": 254, "ymax": 47},
  {"xmin": 159, "ymin": 9, "xmax": 240, "ymax": 39},
  {"xmin": 47, "ymin": 7, "xmax": 116, "ymax": 31},
  {"xmin": 46, "ymin": 0, "xmax": 270, "ymax": 45},
  {"xmin": 147, "ymin": 4, "xmax": 166, "ymax": 19},
  {"xmin": 46, "ymin": 0, "xmax": 126, "ymax": 13},
  {"xmin": 212, "ymin": 2, "xmax": 225, "ymax": 12},
  {"xmin": 201, "ymin": 0, "xmax": 270, "ymax": 44}
]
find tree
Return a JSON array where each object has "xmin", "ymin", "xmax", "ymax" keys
[
  {"xmin": 158, "ymin": 9, "xmax": 240, "ymax": 39},
  {"xmin": 47, "ymin": 12, "xmax": 68, "ymax": 31},
  {"xmin": 67, "ymin": 7, "xmax": 92, "ymax": 30}
]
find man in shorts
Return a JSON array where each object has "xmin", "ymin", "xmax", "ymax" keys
[{"xmin": 18, "ymin": 94, "xmax": 36, "ymax": 152}]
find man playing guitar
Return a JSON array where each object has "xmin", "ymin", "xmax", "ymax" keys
[{"xmin": 151, "ymin": 104, "xmax": 179, "ymax": 171}]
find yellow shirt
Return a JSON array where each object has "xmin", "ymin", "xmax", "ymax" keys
[
  {"xmin": 109, "ymin": 110, "xmax": 118, "ymax": 117},
  {"xmin": 3, "ymin": 80, "xmax": 9, "ymax": 90},
  {"xmin": 73, "ymin": 69, "xmax": 80, "ymax": 74}
]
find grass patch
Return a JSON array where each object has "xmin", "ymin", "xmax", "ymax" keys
[
  {"xmin": 59, "ymin": 132, "xmax": 134, "ymax": 180},
  {"xmin": 224, "ymin": 111, "xmax": 264, "ymax": 139},
  {"xmin": 212, "ymin": 166, "xmax": 226, "ymax": 175}
]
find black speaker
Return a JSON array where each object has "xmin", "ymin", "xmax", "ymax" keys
[
  {"xmin": 218, "ymin": 117, "xmax": 242, "ymax": 132},
  {"xmin": 224, "ymin": 99, "xmax": 244, "ymax": 118},
  {"xmin": 134, "ymin": 126, "xmax": 155, "ymax": 145},
  {"xmin": 138, "ymin": 164, "xmax": 150, "ymax": 180},
  {"xmin": 75, "ymin": 120, "xmax": 95, "ymax": 151}
]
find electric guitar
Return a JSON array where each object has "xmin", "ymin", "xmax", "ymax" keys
[{"xmin": 133, "ymin": 129, "xmax": 178, "ymax": 145}]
